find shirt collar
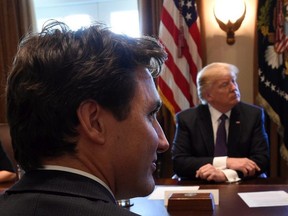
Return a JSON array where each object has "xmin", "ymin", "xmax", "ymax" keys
[
  {"xmin": 40, "ymin": 165, "xmax": 115, "ymax": 200},
  {"xmin": 208, "ymin": 104, "xmax": 231, "ymax": 123}
]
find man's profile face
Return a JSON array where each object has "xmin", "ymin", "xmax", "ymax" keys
[{"xmin": 105, "ymin": 67, "xmax": 169, "ymax": 199}]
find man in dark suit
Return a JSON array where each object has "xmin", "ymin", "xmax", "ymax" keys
[
  {"xmin": 0, "ymin": 20, "xmax": 169, "ymax": 215},
  {"xmin": 172, "ymin": 62, "xmax": 269, "ymax": 183}
]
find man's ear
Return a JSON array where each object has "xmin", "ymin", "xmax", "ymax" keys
[
  {"xmin": 205, "ymin": 92, "xmax": 212, "ymax": 103},
  {"xmin": 77, "ymin": 100, "xmax": 105, "ymax": 144}
]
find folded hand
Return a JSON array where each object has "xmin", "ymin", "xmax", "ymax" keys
[
  {"xmin": 196, "ymin": 164, "xmax": 227, "ymax": 182},
  {"xmin": 227, "ymin": 157, "xmax": 260, "ymax": 177}
]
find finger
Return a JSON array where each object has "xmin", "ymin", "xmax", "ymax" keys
[
  {"xmin": 242, "ymin": 168, "xmax": 248, "ymax": 177},
  {"xmin": 196, "ymin": 169, "xmax": 206, "ymax": 179},
  {"xmin": 200, "ymin": 169, "xmax": 213, "ymax": 180},
  {"xmin": 198, "ymin": 166, "xmax": 210, "ymax": 174},
  {"xmin": 247, "ymin": 169, "xmax": 255, "ymax": 176},
  {"xmin": 207, "ymin": 170, "xmax": 223, "ymax": 182},
  {"xmin": 255, "ymin": 164, "xmax": 261, "ymax": 171},
  {"xmin": 248, "ymin": 160, "xmax": 261, "ymax": 171},
  {"xmin": 246, "ymin": 164, "xmax": 256, "ymax": 175},
  {"xmin": 249, "ymin": 162, "xmax": 261, "ymax": 172},
  {"xmin": 206, "ymin": 174, "xmax": 214, "ymax": 181},
  {"xmin": 246, "ymin": 164, "xmax": 255, "ymax": 172},
  {"xmin": 195, "ymin": 170, "xmax": 200, "ymax": 178}
]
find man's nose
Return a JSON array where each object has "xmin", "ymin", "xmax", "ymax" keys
[
  {"xmin": 230, "ymin": 81, "xmax": 238, "ymax": 91},
  {"xmin": 155, "ymin": 121, "xmax": 169, "ymax": 153}
]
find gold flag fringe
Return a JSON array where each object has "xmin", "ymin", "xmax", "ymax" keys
[{"xmin": 256, "ymin": 93, "xmax": 288, "ymax": 163}]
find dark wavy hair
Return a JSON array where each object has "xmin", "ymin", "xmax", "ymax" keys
[{"xmin": 7, "ymin": 20, "xmax": 167, "ymax": 171}]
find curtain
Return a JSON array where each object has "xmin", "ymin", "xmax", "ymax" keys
[
  {"xmin": 138, "ymin": 0, "xmax": 163, "ymax": 36},
  {"xmin": 138, "ymin": 0, "xmax": 175, "ymax": 178},
  {"xmin": 138, "ymin": 0, "xmax": 205, "ymax": 178},
  {"xmin": 0, "ymin": 0, "xmax": 34, "ymax": 122}
]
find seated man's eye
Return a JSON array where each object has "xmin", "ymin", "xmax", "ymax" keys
[
  {"xmin": 220, "ymin": 82, "xmax": 228, "ymax": 88},
  {"xmin": 149, "ymin": 111, "xmax": 157, "ymax": 120}
]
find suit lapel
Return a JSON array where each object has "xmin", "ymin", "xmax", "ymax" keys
[
  {"xmin": 228, "ymin": 103, "xmax": 241, "ymax": 149},
  {"xmin": 198, "ymin": 105, "xmax": 214, "ymax": 155}
]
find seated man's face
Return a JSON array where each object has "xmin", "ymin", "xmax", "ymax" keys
[{"xmin": 206, "ymin": 72, "xmax": 240, "ymax": 112}]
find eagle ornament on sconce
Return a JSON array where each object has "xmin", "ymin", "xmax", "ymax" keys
[{"xmin": 214, "ymin": 0, "xmax": 246, "ymax": 45}]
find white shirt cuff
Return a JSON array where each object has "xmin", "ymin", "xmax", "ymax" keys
[
  {"xmin": 213, "ymin": 157, "xmax": 241, "ymax": 183},
  {"xmin": 221, "ymin": 169, "xmax": 241, "ymax": 183},
  {"xmin": 213, "ymin": 156, "xmax": 227, "ymax": 169}
]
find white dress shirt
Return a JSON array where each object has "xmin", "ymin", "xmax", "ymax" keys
[{"xmin": 208, "ymin": 105, "xmax": 241, "ymax": 183}]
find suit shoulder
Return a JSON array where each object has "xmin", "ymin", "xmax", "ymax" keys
[
  {"xmin": 176, "ymin": 104, "xmax": 207, "ymax": 119},
  {"xmin": 238, "ymin": 102, "xmax": 263, "ymax": 112}
]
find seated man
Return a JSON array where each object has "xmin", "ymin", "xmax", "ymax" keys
[
  {"xmin": 0, "ymin": 20, "xmax": 169, "ymax": 215},
  {"xmin": 0, "ymin": 142, "xmax": 16, "ymax": 182},
  {"xmin": 172, "ymin": 62, "xmax": 269, "ymax": 183}
]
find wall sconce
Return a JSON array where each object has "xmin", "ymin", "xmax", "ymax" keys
[{"xmin": 214, "ymin": 0, "xmax": 246, "ymax": 45}]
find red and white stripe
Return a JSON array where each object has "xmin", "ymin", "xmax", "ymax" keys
[{"xmin": 158, "ymin": 0, "xmax": 202, "ymax": 116}]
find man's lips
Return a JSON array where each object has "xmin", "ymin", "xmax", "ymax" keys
[{"xmin": 152, "ymin": 159, "xmax": 157, "ymax": 171}]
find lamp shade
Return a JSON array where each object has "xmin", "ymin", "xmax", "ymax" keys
[
  {"xmin": 214, "ymin": 0, "xmax": 246, "ymax": 45},
  {"xmin": 214, "ymin": 0, "xmax": 245, "ymax": 23}
]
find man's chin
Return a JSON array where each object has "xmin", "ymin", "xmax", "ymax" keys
[
  {"xmin": 233, "ymin": 96, "xmax": 240, "ymax": 103},
  {"xmin": 141, "ymin": 178, "xmax": 156, "ymax": 197},
  {"xmin": 230, "ymin": 99, "xmax": 240, "ymax": 108}
]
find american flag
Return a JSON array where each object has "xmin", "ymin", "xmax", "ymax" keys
[
  {"xmin": 157, "ymin": 0, "xmax": 202, "ymax": 117},
  {"xmin": 274, "ymin": 0, "xmax": 288, "ymax": 53}
]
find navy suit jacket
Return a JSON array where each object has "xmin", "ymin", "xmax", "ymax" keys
[
  {"xmin": 172, "ymin": 102, "xmax": 270, "ymax": 179},
  {"xmin": 0, "ymin": 170, "xmax": 139, "ymax": 216}
]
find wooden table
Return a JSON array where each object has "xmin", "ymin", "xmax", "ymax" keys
[
  {"xmin": 1, "ymin": 178, "xmax": 288, "ymax": 215},
  {"xmin": 129, "ymin": 178, "xmax": 288, "ymax": 216}
]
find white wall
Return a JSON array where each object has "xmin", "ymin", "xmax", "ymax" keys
[
  {"xmin": 33, "ymin": 0, "xmax": 139, "ymax": 36},
  {"xmin": 201, "ymin": 0, "xmax": 257, "ymax": 103}
]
